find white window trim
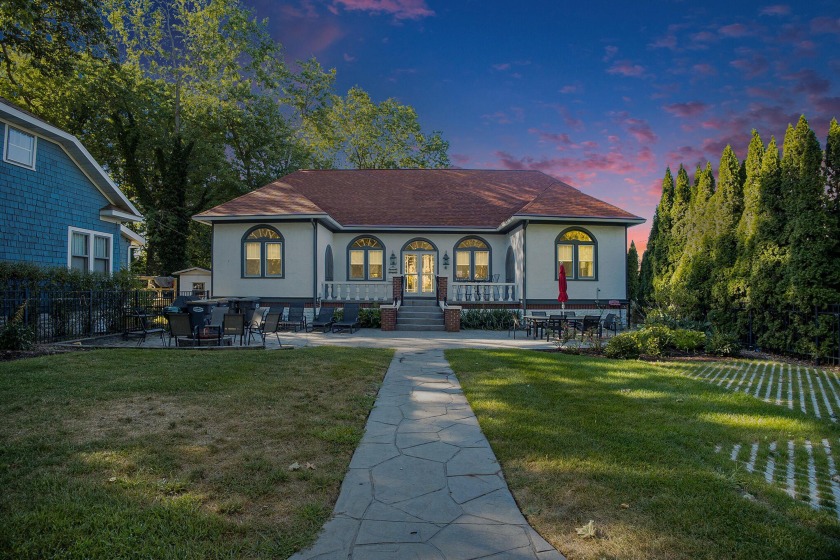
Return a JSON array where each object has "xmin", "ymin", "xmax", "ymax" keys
[
  {"xmin": 67, "ymin": 226, "xmax": 114, "ymax": 273},
  {"xmin": 3, "ymin": 123, "xmax": 37, "ymax": 170}
]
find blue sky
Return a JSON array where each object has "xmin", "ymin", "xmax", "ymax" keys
[{"xmin": 244, "ymin": 0, "xmax": 840, "ymax": 250}]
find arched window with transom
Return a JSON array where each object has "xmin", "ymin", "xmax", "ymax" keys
[
  {"xmin": 454, "ymin": 236, "xmax": 490, "ymax": 281},
  {"xmin": 347, "ymin": 236, "xmax": 385, "ymax": 281},
  {"xmin": 555, "ymin": 228, "xmax": 597, "ymax": 280},
  {"xmin": 242, "ymin": 225, "xmax": 284, "ymax": 278}
]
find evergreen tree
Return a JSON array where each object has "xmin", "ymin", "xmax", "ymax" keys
[
  {"xmin": 668, "ymin": 164, "xmax": 691, "ymax": 274},
  {"xmin": 649, "ymin": 168, "xmax": 674, "ymax": 302},
  {"xmin": 824, "ymin": 119, "xmax": 840, "ymax": 298},
  {"xmin": 782, "ymin": 116, "xmax": 833, "ymax": 309},
  {"xmin": 639, "ymin": 249, "xmax": 653, "ymax": 309},
  {"xmin": 707, "ymin": 145, "xmax": 743, "ymax": 322},
  {"xmin": 627, "ymin": 241, "xmax": 640, "ymax": 304},
  {"xmin": 731, "ymin": 131, "xmax": 765, "ymax": 307}
]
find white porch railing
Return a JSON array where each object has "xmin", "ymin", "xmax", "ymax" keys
[
  {"xmin": 323, "ymin": 282, "xmax": 391, "ymax": 302},
  {"xmin": 450, "ymin": 282, "xmax": 517, "ymax": 303}
]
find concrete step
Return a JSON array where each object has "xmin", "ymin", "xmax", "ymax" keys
[
  {"xmin": 396, "ymin": 324, "xmax": 446, "ymax": 331},
  {"xmin": 399, "ymin": 310, "xmax": 443, "ymax": 318},
  {"xmin": 397, "ymin": 318, "xmax": 445, "ymax": 327},
  {"xmin": 402, "ymin": 298, "xmax": 440, "ymax": 307}
]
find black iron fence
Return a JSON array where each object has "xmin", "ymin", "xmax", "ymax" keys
[
  {"xmin": 732, "ymin": 304, "xmax": 840, "ymax": 366},
  {"xmin": 1, "ymin": 288, "xmax": 195, "ymax": 344}
]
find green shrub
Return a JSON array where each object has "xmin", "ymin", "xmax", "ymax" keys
[
  {"xmin": 706, "ymin": 329, "xmax": 741, "ymax": 356},
  {"xmin": 604, "ymin": 332, "xmax": 641, "ymax": 359},
  {"xmin": 460, "ymin": 308, "xmax": 518, "ymax": 330},
  {"xmin": 671, "ymin": 329, "xmax": 706, "ymax": 353},
  {"xmin": 359, "ymin": 308, "xmax": 381, "ymax": 328},
  {"xmin": 0, "ymin": 261, "xmax": 140, "ymax": 290},
  {"xmin": 634, "ymin": 324, "xmax": 674, "ymax": 357},
  {"xmin": 0, "ymin": 304, "xmax": 35, "ymax": 351}
]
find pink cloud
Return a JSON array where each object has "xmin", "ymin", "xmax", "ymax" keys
[
  {"xmin": 607, "ymin": 60, "xmax": 646, "ymax": 77},
  {"xmin": 343, "ymin": 53, "xmax": 356, "ymax": 62},
  {"xmin": 666, "ymin": 145, "xmax": 707, "ymax": 168},
  {"xmin": 560, "ymin": 84, "xmax": 581, "ymax": 94},
  {"xmin": 492, "ymin": 63, "xmax": 511, "ymax": 71},
  {"xmin": 603, "ymin": 45, "xmax": 618, "ymax": 62},
  {"xmin": 663, "ymin": 101, "xmax": 708, "ymax": 117},
  {"xmin": 730, "ymin": 54, "xmax": 769, "ymax": 78},
  {"xmin": 529, "ymin": 128, "xmax": 573, "ymax": 146},
  {"xmin": 494, "ymin": 146, "xmax": 655, "ymax": 179},
  {"xmin": 649, "ymin": 34, "xmax": 677, "ymax": 50},
  {"xmin": 794, "ymin": 40, "xmax": 817, "ymax": 56},
  {"xmin": 481, "ymin": 107, "xmax": 524, "ymax": 125},
  {"xmin": 692, "ymin": 63, "xmax": 717, "ymax": 77},
  {"xmin": 784, "ymin": 69, "xmax": 830, "ymax": 95},
  {"xmin": 331, "ymin": 0, "xmax": 434, "ymax": 20},
  {"xmin": 451, "ymin": 153, "xmax": 470, "ymax": 166},
  {"xmin": 760, "ymin": 4, "xmax": 790, "ymax": 16},
  {"xmin": 719, "ymin": 23, "xmax": 752, "ymax": 37},
  {"xmin": 746, "ymin": 86, "xmax": 785, "ymax": 101},
  {"xmin": 611, "ymin": 112, "xmax": 658, "ymax": 144},
  {"xmin": 812, "ymin": 96, "xmax": 840, "ymax": 116},
  {"xmin": 811, "ymin": 17, "xmax": 840, "ymax": 34},
  {"xmin": 690, "ymin": 31, "xmax": 718, "ymax": 43}
]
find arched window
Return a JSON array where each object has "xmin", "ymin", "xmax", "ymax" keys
[
  {"xmin": 505, "ymin": 246, "xmax": 515, "ymax": 283},
  {"xmin": 325, "ymin": 245, "xmax": 334, "ymax": 281},
  {"xmin": 242, "ymin": 226, "xmax": 284, "ymax": 278},
  {"xmin": 348, "ymin": 236, "xmax": 385, "ymax": 281},
  {"xmin": 404, "ymin": 239, "xmax": 435, "ymax": 251},
  {"xmin": 454, "ymin": 236, "xmax": 490, "ymax": 281},
  {"xmin": 556, "ymin": 228, "xmax": 596, "ymax": 280}
]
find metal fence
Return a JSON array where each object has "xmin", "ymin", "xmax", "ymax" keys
[
  {"xmin": 0, "ymin": 288, "xmax": 194, "ymax": 344},
  {"xmin": 733, "ymin": 304, "xmax": 840, "ymax": 366}
]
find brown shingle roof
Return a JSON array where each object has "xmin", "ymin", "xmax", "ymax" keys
[{"xmin": 195, "ymin": 169, "xmax": 642, "ymax": 228}]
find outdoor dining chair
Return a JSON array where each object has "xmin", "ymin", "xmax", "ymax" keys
[
  {"xmin": 165, "ymin": 313, "xmax": 197, "ymax": 347},
  {"xmin": 222, "ymin": 313, "xmax": 246, "ymax": 346},
  {"xmin": 245, "ymin": 307, "xmax": 269, "ymax": 344},
  {"xmin": 255, "ymin": 311, "xmax": 283, "ymax": 346}
]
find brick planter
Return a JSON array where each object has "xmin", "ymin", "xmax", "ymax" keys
[
  {"xmin": 381, "ymin": 307, "xmax": 397, "ymax": 331},
  {"xmin": 444, "ymin": 307, "xmax": 461, "ymax": 332}
]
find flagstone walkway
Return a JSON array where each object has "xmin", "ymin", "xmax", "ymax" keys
[{"xmin": 289, "ymin": 348, "xmax": 564, "ymax": 560}]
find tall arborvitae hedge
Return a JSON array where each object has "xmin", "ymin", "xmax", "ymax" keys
[{"xmin": 641, "ymin": 116, "xmax": 839, "ymax": 356}]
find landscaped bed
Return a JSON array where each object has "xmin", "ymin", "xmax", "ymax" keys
[
  {"xmin": 447, "ymin": 349, "xmax": 840, "ymax": 560},
  {"xmin": 0, "ymin": 347, "xmax": 393, "ymax": 559}
]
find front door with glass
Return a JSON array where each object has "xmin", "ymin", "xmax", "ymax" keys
[{"xmin": 404, "ymin": 252, "xmax": 436, "ymax": 297}]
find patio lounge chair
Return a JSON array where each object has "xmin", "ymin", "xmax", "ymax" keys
[
  {"xmin": 332, "ymin": 303, "xmax": 360, "ymax": 333},
  {"xmin": 282, "ymin": 302, "xmax": 307, "ymax": 332},
  {"xmin": 166, "ymin": 313, "xmax": 197, "ymax": 347},
  {"xmin": 311, "ymin": 306, "xmax": 336, "ymax": 333}
]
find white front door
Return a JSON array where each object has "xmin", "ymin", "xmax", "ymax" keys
[{"xmin": 404, "ymin": 252, "xmax": 436, "ymax": 296}]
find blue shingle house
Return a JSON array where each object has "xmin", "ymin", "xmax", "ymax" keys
[{"xmin": 0, "ymin": 97, "xmax": 143, "ymax": 272}]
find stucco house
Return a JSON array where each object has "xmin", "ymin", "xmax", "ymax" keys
[
  {"xmin": 0, "ymin": 97, "xmax": 143, "ymax": 272},
  {"xmin": 194, "ymin": 169, "xmax": 643, "ymax": 329}
]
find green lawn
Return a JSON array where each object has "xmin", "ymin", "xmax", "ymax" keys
[
  {"xmin": 0, "ymin": 347, "xmax": 393, "ymax": 560},
  {"xmin": 446, "ymin": 350, "xmax": 840, "ymax": 560}
]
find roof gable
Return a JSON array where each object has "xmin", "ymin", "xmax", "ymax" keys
[{"xmin": 195, "ymin": 169, "xmax": 643, "ymax": 228}]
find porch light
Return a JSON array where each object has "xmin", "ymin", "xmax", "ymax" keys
[
  {"xmin": 389, "ymin": 251, "xmax": 397, "ymax": 273},
  {"xmin": 443, "ymin": 251, "xmax": 450, "ymax": 270}
]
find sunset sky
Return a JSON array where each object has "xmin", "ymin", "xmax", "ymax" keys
[{"xmin": 244, "ymin": 0, "xmax": 840, "ymax": 251}]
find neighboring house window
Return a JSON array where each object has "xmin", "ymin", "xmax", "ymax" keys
[
  {"xmin": 454, "ymin": 237, "xmax": 490, "ymax": 281},
  {"xmin": 348, "ymin": 236, "xmax": 384, "ymax": 281},
  {"xmin": 68, "ymin": 227, "xmax": 112, "ymax": 273},
  {"xmin": 556, "ymin": 228, "xmax": 596, "ymax": 280},
  {"xmin": 325, "ymin": 245, "xmax": 334, "ymax": 281},
  {"xmin": 505, "ymin": 247, "xmax": 515, "ymax": 283},
  {"xmin": 404, "ymin": 239, "xmax": 435, "ymax": 251},
  {"xmin": 4, "ymin": 125, "xmax": 36, "ymax": 169},
  {"xmin": 242, "ymin": 226, "xmax": 284, "ymax": 278}
]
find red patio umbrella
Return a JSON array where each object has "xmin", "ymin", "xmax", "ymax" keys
[{"xmin": 558, "ymin": 264, "xmax": 569, "ymax": 310}]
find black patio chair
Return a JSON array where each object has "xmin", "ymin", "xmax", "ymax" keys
[
  {"xmin": 601, "ymin": 313, "xmax": 619, "ymax": 336},
  {"xmin": 255, "ymin": 311, "xmax": 283, "ymax": 346},
  {"xmin": 311, "ymin": 306, "xmax": 336, "ymax": 333},
  {"xmin": 166, "ymin": 313, "xmax": 197, "ymax": 347},
  {"xmin": 544, "ymin": 314, "xmax": 568, "ymax": 342},
  {"xmin": 576, "ymin": 315, "xmax": 602, "ymax": 338},
  {"xmin": 222, "ymin": 313, "xmax": 246, "ymax": 346},
  {"xmin": 245, "ymin": 307, "xmax": 268, "ymax": 344},
  {"xmin": 125, "ymin": 307, "xmax": 165, "ymax": 346},
  {"xmin": 281, "ymin": 302, "xmax": 307, "ymax": 332},
  {"xmin": 332, "ymin": 303, "xmax": 360, "ymax": 333}
]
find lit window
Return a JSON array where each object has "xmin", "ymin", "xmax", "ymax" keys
[
  {"xmin": 242, "ymin": 226, "xmax": 284, "ymax": 278},
  {"xmin": 454, "ymin": 237, "xmax": 490, "ymax": 281},
  {"xmin": 4, "ymin": 126, "xmax": 36, "ymax": 169},
  {"xmin": 348, "ymin": 237, "xmax": 385, "ymax": 281},
  {"xmin": 556, "ymin": 229, "xmax": 596, "ymax": 280}
]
